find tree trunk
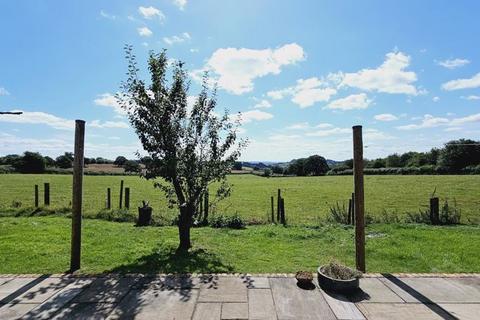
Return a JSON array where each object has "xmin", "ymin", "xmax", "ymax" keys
[{"xmin": 177, "ymin": 206, "xmax": 192, "ymax": 251}]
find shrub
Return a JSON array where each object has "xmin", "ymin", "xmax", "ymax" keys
[
  {"xmin": 13, "ymin": 152, "xmax": 46, "ymax": 173},
  {"xmin": 440, "ymin": 198, "xmax": 461, "ymax": 225},
  {"xmin": 327, "ymin": 201, "xmax": 349, "ymax": 224},
  {"xmin": 209, "ymin": 214, "xmax": 245, "ymax": 229},
  {"xmin": 320, "ymin": 261, "xmax": 362, "ymax": 280},
  {"xmin": 405, "ymin": 209, "xmax": 431, "ymax": 224}
]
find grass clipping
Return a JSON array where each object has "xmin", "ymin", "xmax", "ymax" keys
[{"xmin": 321, "ymin": 262, "xmax": 362, "ymax": 280}]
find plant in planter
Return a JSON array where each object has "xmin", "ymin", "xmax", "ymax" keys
[
  {"xmin": 317, "ymin": 262, "xmax": 362, "ymax": 293},
  {"xmin": 137, "ymin": 200, "xmax": 152, "ymax": 226},
  {"xmin": 295, "ymin": 271, "xmax": 314, "ymax": 289}
]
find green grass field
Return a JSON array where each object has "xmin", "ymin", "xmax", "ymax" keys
[
  {"xmin": 0, "ymin": 174, "xmax": 479, "ymax": 224},
  {"xmin": 0, "ymin": 217, "xmax": 479, "ymax": 274}
]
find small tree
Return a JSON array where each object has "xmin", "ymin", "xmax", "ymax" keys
[
  {"xmin": 114, "ymin": 156, "xmax": 128, "ymax": 166},
  {"xmin": 118, "ymin": 46, "xmax": 247, "ymax": 251},
  {"xmin": 124, "ymin": 160, "xmax": 141, "ymax": 173},
  {"xmin": 55, "ymin": 152, "xmax": 74, "ymax": 168},
  {"xmin": 14, "ymin": 151, "xmax": 46, "ymax": 173}
]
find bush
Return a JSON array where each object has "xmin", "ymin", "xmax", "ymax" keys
[
  {"xmin": 209, "ymin": 214, "xmax": 245, "ymax": 229},
  {"xmin": 56, "ymin": 153, "xmax": 74, "ymax": 168},
  {"xmin": 440, "ymin": 198, "xmax": 461, "ymax": 225},
  {"xmin": 13, "ymin": 151, "xmax": 46, "ymax": 173},
  {"xmin": 327, "ymin": 201, "xmax": 349, "ymax": 224},
  {"xmin": 124, "ymin": 160, "xmax": 141, "ymax": 173}
]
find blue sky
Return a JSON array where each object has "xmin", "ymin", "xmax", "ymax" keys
[{"xmin": 1, "ymin": 0, "xmax": 479, "ymax": 161}]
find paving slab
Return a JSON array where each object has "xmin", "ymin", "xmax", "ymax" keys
[
  {"xmin": 193, "ymin": 302, "xmax": 222, "ymax": 320},
  {"xmin": 0, "ymin": 277, "xmax": 43, "ymax": 301},
  {"xmin": 21, "ymin": 279, "xmax": 93, "ymax": 320},
  {"xmin": 320, "ymin": 290, "xmax": 365, "ymax": 320},
  {"xmin": 399, "ymin": 277, "xmax": 480, "ymax": 303},
  {"xmin": 108, "ymin": 287, "xmax": 198, "ymax": 320},
  {"xmin": 72, "ymin": 277, "xmax": 135, "ymax": 303},
  {"xmin": 221, "ymin": 303, "xmax": 248, "ymax": 320},
  {"xmin": 242, "ymin": 276, "xmax": 270, "ymax": 289},
  {"xmin": 198, "ymin": 277, "xmax": 248, "ymax": 303},
  {"xmin": 248, "ymin": 289, "xmax": 277, "ymax": 320},
  {"xmin": 51, "ymin": 302, "xmax": 116, "ymax": 319},
  {"xmin": 348, "ymin": 278, "xmax": 404, "ymax": 303},
  {"xmin": 270, "ymin": 278, "xmax": 336, "ymax": 320},
  {"xmin": 0, "ymin": 303, "xmax": 40, "ymax": 320},
  {"xmin": 10, "ymin": 276, "xmax": 73, "ymax": 304},
  {"xmin": 356, "ymin": 303, "xmax": 443, "ymax": 320},
  {"xmin": 378, "ymin": 277, "xmax": 419, "ymax": 303},
  {"xmin": 439, "ymin": 303, "xmax": 480, "ymax": 320}
]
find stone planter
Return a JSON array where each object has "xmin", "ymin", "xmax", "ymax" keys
[{"xmin": 317, "ymin": 266, "xmax": 359, "ymax": 294}]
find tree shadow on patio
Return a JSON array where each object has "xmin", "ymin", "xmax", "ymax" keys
[{"xmin": 110, "ymin": 245, "xmax": 234, "ymax": 274}]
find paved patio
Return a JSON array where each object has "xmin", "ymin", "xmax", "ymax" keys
[{"xmin": 0, "ymin": 273, "xmax": 479, "ymax": 319}]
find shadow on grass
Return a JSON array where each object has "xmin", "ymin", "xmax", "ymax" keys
[{"xmin": 110, "ymin": 245, "xmax": 235, "ymax": 274}]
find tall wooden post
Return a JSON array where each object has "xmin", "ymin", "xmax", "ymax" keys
[
  {"xmin": 119, "ymin": 180, "xmax": 124, "ymax": 209},
  {"xmin": 34, "ymin": 185, "xmax": 39, "ymax": 207},
  {"xmin": 44, "ymin": 183, "xmax": 50, "ymax": 206},
  {"xmin": 280, "ymin": 198, "xmax": 286, "ymax": 226},
  {"xmin": 277, "ymin": 189, "xmax": 281, "ymax": 222},
  {"xmin": 353, "ymin": 125, "xmax": 365, "ymax": 272},
  {"xmin": 70, "ymin": 120, "xmax": 85, "ymax": 272},
  {"xmin": 430, "ymin": 197, "xmax": 439, "ymax": 225},
  {"xmin": 106, "ymin": 188, "xmax": 111, "ymax": 209},
  {"xmin": 204, "ymin": 190, "xmax": 209, "ymax": 222},
  {"xmin": 270, "ymin": 196, "xmax": 274, "ymax": 223},
  {"xmin": 124, "ymin": 187, "xmax": 130, "ymax": 209}
]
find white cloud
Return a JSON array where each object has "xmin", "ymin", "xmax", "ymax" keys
[
  {"xmin": 436, "ymin": 58, "xmax": 470, "ymax": 69},
  {"xmin": 190, "ymin": 48, "xmax": 199, "ymax": 53},
  {"xmin": 94, "ymin": 93, "xmax": 126, "ymax": 115},
  {"xmin": 364, "ymin": 128, "xmax": 394, "ymax": 141},
  {"xmin": 192, "ymin": 43, "xmax": 305, "ymax": 95},
  {"xmin": 374, "ymin": 113, "xmax": 398, "ymax": 121},
  {"xmin": 0, "ymin": 110, "xmax": 74, "ymax": 130},
  {"xmin": 138, "ymin": 27, "xmax": 153, "ymax": 37},
  {"xmin": 305, "ymin": 127, "xmax": 350, "ymax": 137},
  {"xmin": 462, "ymin": 95, "xmax": 480, "ymax": 100},
  {"xmin": 138, "ymin": 6, "xmax": 165, "ymax": 20},
  {"xmin": 268, "ymin": 77, "xmax": 337, "ymax": 108},
  {"xmin": 89, "ymin": 120, "xmax": 129, "ymax": 129},
  {"xmin": 0, "ymin": 87, "xmax": 10, "ymax": 96},
  {"xmin": 173, "ymin": 0, "xmax": 187, "ymax": 10},
  {"xmin": 341, "ymin": 51, "xmax": 419, "ymax": 95},
  {"xmin": 397, "ymin": 113, "xmax": 480, "ymax": 130},
  {"xmin": 325, "ymin": 93, "xmax": 371, "ymax": 110},
  {"xmin": 163, "ymin": 32, "xmax": 191, "ymax": 45},
  {"xmin": 286, "ymin": 122, "xmax": 310, "ymax": 130},
  {"xmin": 239, "ymin": 110, "xmax": 273, "ymax": 124},
  {"xmin": 432, "ymin": 96, "xmax": 440, "ymax": 102},
  {"xmin": 100, "ymin": 10, "xmax": 116, "ymax": 20},
  {"xmin": 253, "ymin": 99, "xmax": 272, "ymax": 109},
  {"xmin": 442, "ymin": 73, "xmax": 480, "ymax": 91},
  {"xmin": 397, "ymin": 114, "xmax": 449, "ymax": 130},
  {"xmin": 268, "ymin": 134, "xmax": 301, "ymax": 141}
]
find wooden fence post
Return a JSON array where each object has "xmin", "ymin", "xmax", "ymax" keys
[
  {"xmin": 271, "ymin": 196, "xmax": 274, "ymax": 223},
  {"xmin": 277, "ymin": 189, "xmax": 281, "ymax": 222},
  {"xmin": 106, "ymin": 188, "xmax": 111, "ymax": 209},
  {"xmin": 119, "ymin": 180, "xmax": 124, "ymax": 209},
  {"xmin": 34, "ymin": 185, "xmax": 39, "ymax": 207},
  {"xmin": 351, "ymin": 193, "xmax": 355, "ymax": 225},
  {"xmin": 124, "ymin": 187, "xmax": 130, "ymax": 209},
  {"xmin": 44, "ymin": 183, "xmax": 50, "ymax": 206},
  {"xmin": 348, "ymin": 198, "xmax": 352, "ymax": 225},
  {"xmin": 353, "ymin": 125, "xmax": 366, "ymax": 272},
  {"xmin": 430, "ymin": 197, "xmax": 439, "ymax": 225},
  {"xmin": 280, "ymin": 197, "xmax": 286, "ymax": 226},
  {"xmin": 70, "ymin": 120, "xmax": 85, "ymax": 272},
  {"xmin": 203, "ymin": 190, "xmax": 209, "ymax": 223}
]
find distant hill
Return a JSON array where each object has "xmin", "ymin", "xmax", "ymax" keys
[{"xmin": 241, "ymin": 159, "xmax": 342, "ymax": 169}]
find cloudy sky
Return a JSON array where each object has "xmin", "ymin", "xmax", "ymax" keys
[{"xmin": 1, "ymin": 1, "xmax": 479, "ymax": 161}]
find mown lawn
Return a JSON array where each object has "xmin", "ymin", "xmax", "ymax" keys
[
  {"xmin": 0, "ymin": 174, "xmax": 479, "ymax": 225},
  {"xmin": 0, "ymin": 217, "xmax": 479, "ymax": 274}
]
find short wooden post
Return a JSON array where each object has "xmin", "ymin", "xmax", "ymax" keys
[
  {"xmin": 106, "ymin": 188, "xmax": 111, "ymax": 209},
  {"xmin": 353, "ymin": 125, "xmax": 366, "ymax": 272},
  {"xmin": 277, "ymin": 189, "xmax": 281, "ymax": 222},
  {"xmin": 280, "ymin": 198, "xmax": 286, "ymax": 226},
  {"xmin": 203, "ymin": 190, "xmax": 209, "ymax": 223},
  {"xmin": 199, "ymin": 194, "xmax": 203, "ymax": 217},
  {"xmin": 124, "ymin": 187, "xmax": 130, "ymax": 209},
  {"xmin": 271, "ymin": 196, "xmax": 274, "ymax": 222},
  {"xmin": 44, "ymin": 183, "xmax": 50, "ymax": 206},
  {"xmin": 348, "ymin": 198, "xmax": 352, "ymax": 224},
  {"xmin": 430, "ymin": 197, "xmax": 440, "ymax": 225},
  {"xmin": 70, "ymin": 120, "xmax": 85, "ymax": 272},
  {"xmin": 351, "ymin": 193, "xmax": 355, "ymax": 225},
  {"xmin": 119, "ymin": 180, "xmax": 124, "ymax": 209},
  {"xmin": 34, "ymin": 185, "xmax": 39, "ymax": 207}
]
